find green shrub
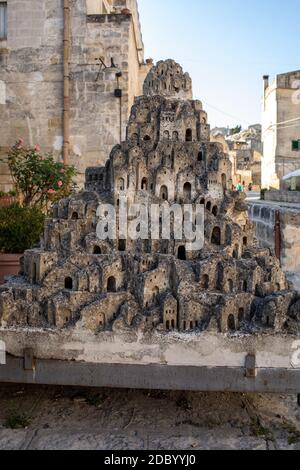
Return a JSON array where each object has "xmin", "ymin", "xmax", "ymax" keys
[{"xmin": 0, "ymin": 204, "xmax": 45, "ymax": 254}]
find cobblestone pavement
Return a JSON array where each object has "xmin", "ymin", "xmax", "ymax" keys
[{"xmin": 0, "ymin": 385, "xmax": 300, "ymax": 450}]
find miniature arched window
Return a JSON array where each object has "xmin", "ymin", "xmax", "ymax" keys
[
  {"xmin": 118, "ymin": 239, "xmax": 126, "ymax": 252},
  {"xmin": 243, "ymin": 236, "xmax": 248, "ymax": 246},
  {"xmin": 190, "ymin": 321, "xmax": 194, "ymax": 330},
  {"xmin": 32, "ymin": 262, "xmax": 37, "ymax": 284},
  {"xmin": 185, "ymin": 129, "xmax": 193, "ymax": 142},
  {"xmin": 201, "ymin": 274, "xmax": 209, "ymax": 289},
  {"xmin": 152, "ymin": 286, "xmax": 159, "ymax": 303},
  {"xmin": 227, "ymin": 314, "xmax": 236, "ymax": 331},
  {"xmin": 200, "ymin": 198, "xmax": 205, "ymax": 205},
  {"xmin": 173, "ymin": 131, "xmax": 179, "ymax": 141},
  {"xmin": 163, "ymin": 130, "xmax": 170, "ymax": 140},
  {"xmin": 178, "ymin": 245, "xmax": 186, "ymax": 261},
  {"xmin": 198, "ymin": 151, "xmax": 203, "ymax": 162},
  {"xmin": 141, "ymin": 177, "xmax": 148, "ymax": 190},
  {"xmin": 211, "ymin": 227, "xmax": 221, "ymax": 246},
  {"xmin": 183, "ymin": 182, "xmax": 192, "ymax": 200},
  {"xmin": 171, "ymin": 320, "xmax": 175, "ymax": 329},
  {"xmin": 71, "ymin": 212, "xmax": 79, "ymax": 220},
  {"xmin": 212, "ymin": 205, "xmax": 218, "ymax": 217},
  {"xmin": 160, "ymin": 185, "xmax": 168, "ymax": 201},
  {"xmin": 276, "ymin": 283, "xmax": 281, "ymax": 291},
  {"xmin": 65, "ymin": 277, "xmax": 73, "ymax": 290},
  {"xmin": 143, "ymin": 135, "xmax": 151, "ymax": 141},
  {"xmin": 221, "ymin": 173, "xmax": 227, "ymax": 190},
  {"xmin": 228, "ymin": 279, "xmax": 234, "ymax": 293},
  {"xmin": 119, "ymin": 178, "xmax": 125, "ymax": 191},
  {"xmin": 166, "ymin": 320, "xmax": 170, "ymax": 330},
  {"xmin": 93, "ymin": 245, "xmax": 101, "ymax": 255},
  {"xmin": 107, "ymin": 276, "xmax": 116, "ymax": 293},
  {"xmin": 206, "ymin": 201, "xmax": 212, "ymax": 212}
]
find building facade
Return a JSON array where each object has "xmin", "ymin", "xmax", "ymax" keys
[
  {"xmin": 262, "ymin": 71, "xmax": 300, "ymax": 189},
  {"xmin": 0, "ymin": 0, "xmax": 150, "ymax": 190}
]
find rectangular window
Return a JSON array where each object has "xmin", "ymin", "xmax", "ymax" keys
[
  {"xmin": 0, "ymin": 2, "xmax": 7, "ymax": 40},
  {"xmin": 292, "ymin": 140, "xmax": 300, "ymax": 151}
]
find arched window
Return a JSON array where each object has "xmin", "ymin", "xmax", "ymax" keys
[
  {"xmin": 206, "ymin": 201, "xmax": 212, "ymax": 212},
  {"xmin": 160, "ymin": 185, "xmax": 168, "ymax": 201},
  {"xmin": 65, "ymin": 277, "xmax": 73, "ymax": 290},
  {"xmin": 141, "ymin": 177, "xmax": 148, "ymax": 190},
  {"xmin": 211, "ymin": 227, "xmax": 221, "ymax": 246},
  {"xmin": 107, "ymin": 276, "xmax": 116, "ymax": 293},
  {"xmin": 166, "ymin": 320, "xmax": 170, "ymax": 331},
  {"xmin": 243, "ymin": 237, "xmax": 248, "ymax": 246},
  {"xmin": 198, "ymin": 151, "xmax": 203, "ymax": 162},
  {"xmin": 201, "ymin": 274, "xmax": 209, "ymax": 289},
  {"xmin": 93, "ymin": 245, "xmax": 101, "ymax": 255},
  {"xmin": 212, "ymin": 206, "xmax": 218, "ymax": 217},
  {"xmin": 119, "ymin": 178, "xmax": 125, "ymax": 191},
  {"xmin": 172, "ymin": 131, "xmax": 179, "ymax": 141},
  {"xmin": 32, "ymin": 262, "xmax": 37, "ymax": 284},
  {"xmin": 143, "ymin": 135, "xmax": 151, "ymax": 141},
  {"xmin": 227, "ymin": 314, "xmax": 236, "ymax": 331},
  {"xmin": 190, "ymin": 321, "xmax": 194, "ymax": 330},
  {"xmin": 185, "ymin": 129, "xmax": 193, "ymax": 142},
  {"xmin": 163, "ymin": 130, "xmax": 170, "ymax": 140},
  {"xmin": 242, "ymin": 280, "xmax": 247, "ymax": 292},
  {"xmin": 183, "ymin": 182, "xmax": 192, "ymax": 200},
  {"xmin": 71, "ymin": 212, "xmax": 79, "ymax": 220},
  {"xmin": 152, "ymin": 286, "xmax": 159, "ymax": 303},
  {"xmin": 171, "ymin": 320, "xmax": 175, "ymax": 329},
  {"xmin": 178, "ymin": 245, "xmax": 186, "ymax": 260},
  {"xmin": 221, "ymin": 173, "xmax": 227, "ymax": 190},
  {"xmin": 228, "ymin": 279, "xmax": 234, "ymax": 293}
]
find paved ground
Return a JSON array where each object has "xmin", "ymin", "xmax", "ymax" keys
[{"xmin": 0, "ymin": 385, "xmax": 300, "ymax": 450}]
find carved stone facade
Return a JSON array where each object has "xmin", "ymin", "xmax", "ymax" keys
[{"xmin": 1, "ymin": 60, "xmax": 300, "ymax": 336}]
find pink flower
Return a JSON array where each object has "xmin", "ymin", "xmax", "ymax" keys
[
  {"xmin": 35, "ymin": 144, "xmax": 41, "ymax": 152},
  {"xmin": 58, "ymin": 180, "xmax": 63, "ymax": 188},
  {"xmin": 48, "ymin": 189, "xmax": 55, "ymax": 194},
  {"xmin": 17, "ymin": 139, "xmax": 24, "ymax": 149}
]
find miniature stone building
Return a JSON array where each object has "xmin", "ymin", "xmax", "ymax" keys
[{"xmin": 1, "ymin": 60, "xmax": 300, "ymax": 335}]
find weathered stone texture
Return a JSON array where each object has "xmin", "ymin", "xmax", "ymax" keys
[
  {"xmin": 1, "ymin": 60, "xmax": 298, "ymax": 337},
  {"xmin": 0, "ymin": 0, "xmax": 150, "ymax": 189}
]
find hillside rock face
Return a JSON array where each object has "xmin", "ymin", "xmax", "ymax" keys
[{"xmin": 0, "ymin": 60, "xmax": 299, "ymax": 335}]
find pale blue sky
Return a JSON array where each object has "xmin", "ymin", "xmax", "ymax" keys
[{"xmin": 138, "ymin": 0, "xmax": 300, "ymax": 129}]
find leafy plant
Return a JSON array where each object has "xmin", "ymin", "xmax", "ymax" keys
[
  {"xmin": 5, "ymin": 409, "xmax": 32, "ymax": 429},
  {"xmin": 1, "ymin": 140, "xmax": 77, "ymax": 208},
  {"xmin": 0, "ymin": 204, "xmax": 45, "ymax": 253}
]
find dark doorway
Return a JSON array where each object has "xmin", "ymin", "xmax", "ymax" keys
[
  {"xmin": 227, "ymin": 314, "xmax": 236, "ymax": 331},
  {"xmin": 107, "ymin": 276, "xmax": 116, "ymax": 293},
  {"xmin": 65, "ymin": 277, "xmax": 73, "ymax": 290},
  {"xmin": 211, "ymin": 227, "xmax": 221, "ymax": 245},
  {"xmin": 183, "ymin": 182, "xmax": 192, "ymax": 200},
  {"xmin": 178, "ymin": 245, "xmax": 186, "ymax": 260},
  {"xmin": 93, "ymin": 246, "xmax": 101, "ymax": 254},
  {"xmin": 186, "ymin": 129, "xmax": 193, "ymax": 142}
]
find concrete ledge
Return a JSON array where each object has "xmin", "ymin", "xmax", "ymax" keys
[{"xmin": 1, "ymin": 355, "xmax": 300, "ymax": 393}]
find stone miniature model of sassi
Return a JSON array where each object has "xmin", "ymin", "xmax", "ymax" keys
[{"xmin": 1, "ymin": 59, "xmax": 300, "ymax": 335}]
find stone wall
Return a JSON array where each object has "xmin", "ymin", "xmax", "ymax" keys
[
  {"xmin": 249, "ymin": 201, "xmax": 300, "ymax": 272},
  {"xmin": 0, "ymin": 0, "xmax": 149, "ymax": 190}
]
